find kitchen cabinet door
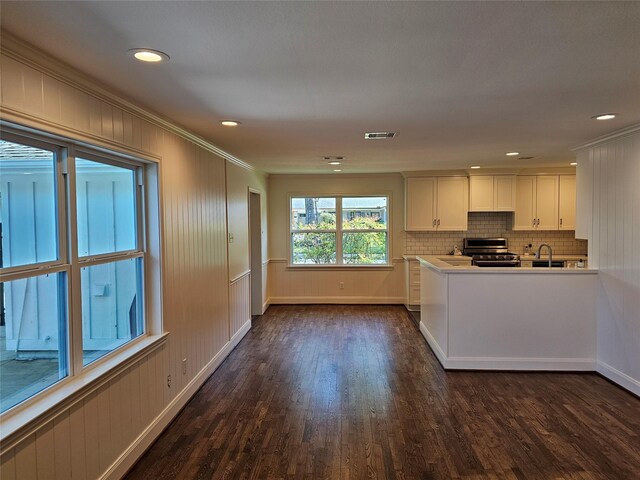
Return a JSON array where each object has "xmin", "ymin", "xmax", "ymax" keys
[
  {"xmin": 514, "ymin": 176, "xmax": 537, "ymax": 230},
  {"xmin": 405, "ymin": 177, "xmax": 437, "ymax": 231},
  {"xmin": 493, "ymin": 175, "xmax": 516, "ymax": 211},
  {"xmin": 469, "ymin": 176, "xmax": 494, "ymax": 211},
  {"xmin": 436, "ymin": 176, "xmax": 468, "ymax": 230},
  {"xmin": 559, "ymin": 175, "xmax": 576, "ymax": 230},
  {"xmin": 535, "ymin": 175, "xmax": 559, "ymax": 230}
]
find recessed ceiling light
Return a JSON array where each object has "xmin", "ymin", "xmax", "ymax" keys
[
  {"xmin": 221, "ymin": 120, "xmax": 241, "ymax": 126},
  {"xmin": 333, "ymin": 169, "xmax": 342, "ymax": 172},
  {"xmin": 128, "ymin": 48, "xmax": 169, "ymax": 63},
  {"xmin": 570, "ymin": 162, "xmax": 577, "ymax": 166},
  {"xmin": 364, "ymin": 132, "xmax": 397, "ymax": 139},
  {"xmin": 328, "ymin": 161, "xmax": 341, "ymax": 165},
  {"xmin": 592, "ymin": 113, "xmax": 616, "ymax": 121},
  {"xmin": 505, "ymin": 152, "xmax": 520, "ymax": 156},
  {"xmin": 470, "ymin": 165, "xmax": 481, "ymax": 169}
]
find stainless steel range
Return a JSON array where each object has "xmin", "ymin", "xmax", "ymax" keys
[{"xmin": 463, "ymin": 238, "xmax": 521, "ymax": 267}]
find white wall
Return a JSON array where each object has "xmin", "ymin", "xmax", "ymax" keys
[
  {"xmin": 267, "ymin": 173, "xmax": 405, "ymax": 303},
  {"xmin": 226, "ymin": 163, "xmax": 269, "ymax": 317},
  {"xmin": 226, "ymin": 163, "xmax": 268, "ymax": 281},
  {"xmin": 0, "ymin": 37, "xmax": 256, "ymax": 479},
  {"xmin": 576, "ymin": 126, "xmax": 640, "ymax": 395}
]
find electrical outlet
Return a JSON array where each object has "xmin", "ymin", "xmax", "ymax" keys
[
  {"xmin": 339, "ymin": 282, "xmax": 344, "ymax": 290},
  {"xmin": 182, "ymin": 358, "xmax": 187, "ymax": 375},
  {"xmin": 167, "ymin": 374, "xmax": 171, "ymax": 388}
]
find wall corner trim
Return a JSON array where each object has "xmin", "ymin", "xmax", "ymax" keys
[{"xmin": 596, "ymin": 361, "xmax": 640, "ymax": 397}]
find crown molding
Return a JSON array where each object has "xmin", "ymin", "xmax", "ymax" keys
[
  {"xmin": 0, "ymin": 32, "xmax": 256, "ymax": 172},
  {"xmin": 571, "ymin": 124, "xmax": 640, "ymax": 151}
]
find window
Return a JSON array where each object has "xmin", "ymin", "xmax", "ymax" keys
[
  {"xmin": 290, "ymin": 196, "xmax": 388, "ymax": 265},
  {"xmin": 0, "ymin": 130, "xmax": 147, "ymax": 413}
]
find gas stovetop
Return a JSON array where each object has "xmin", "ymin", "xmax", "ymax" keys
[
  {"xmin": 471, "ymin": 253, "xmax": 519, "ymax": 261},
  {"xmin": 462, "ymin": 238, "xmax": 521, "ymax": 267}
]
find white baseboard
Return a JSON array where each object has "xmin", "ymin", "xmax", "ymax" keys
[
  {"xmin": 419, "ymin": 321, "xmax": 595, "ymax": 371},
  {"xmin": 597, "ymin": 361, "xmax": 640, "ymax": 396},
  {"xmin": 268, "ymin": 296, "xmax": 405, "ymax": 305},
  {"xmin": 419, "ymin": 321, "xmax": 448, "ymax": 365},
  {"xmin": 262, "ymin": 298, "xmax": 271, "ymax": 314},
  {"xmin": 101, "ymin": 319, "xmax": 252, "ymax": 480},
  {"xmin": 441, "ymin": 357, "xmax": 596, "ymax": 371}
]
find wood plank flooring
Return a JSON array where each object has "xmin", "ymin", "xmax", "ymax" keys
[{"xmin": 125, "ymin": 305, "xmax": 640, "ymax": 479}]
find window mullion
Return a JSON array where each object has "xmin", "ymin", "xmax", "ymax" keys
[
  {"xmin": 65, "ymin": 148, "xmax": 84, "ymax": 376},
  {"xmin": 336, "ymin": 197, "xmax": 343, "ymax": 265},
  {"xmin": 136, "ymin": 168, "xmax": 145, "ymax": 252}
]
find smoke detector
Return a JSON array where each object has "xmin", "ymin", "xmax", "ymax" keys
[{"xmin": 364, "ymin": 132, "xmax": 398, "ymax": 139}]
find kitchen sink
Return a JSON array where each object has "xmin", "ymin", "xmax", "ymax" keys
[{"xmin": 531, "ymin": 260, "xmax": 565, "ymax": 268}]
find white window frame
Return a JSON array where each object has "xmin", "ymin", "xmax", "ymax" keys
[
  {"xmin": 0, "ymin": 124, "xmax": 165, "ymax": 436},
  {"xmin": 289, "ymin": 195, "xmax": 390, "ymax": 267}
]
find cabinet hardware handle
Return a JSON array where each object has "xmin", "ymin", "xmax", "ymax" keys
[
  {"xmin": 536, "ymin": 218, "xmax": 540, "ymax": 226},
  {"xmin": 560, "ymin": 218, "xmax": 563, "ymax": 226},
  {"xmin": 533, "ymin": 218, "xmax": 536, "ymax": 227},
  {"xmin": 433, "ymin": 219, "xmax": 436, "ymax": 227},
  {"xmin": 437, "ymin": 219, "xmax": 441, "ymax": 226}
]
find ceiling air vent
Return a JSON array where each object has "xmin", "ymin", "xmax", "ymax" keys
[{"xmin": 364, "ymin": 132, "xmax": 398, "ymax": 139}]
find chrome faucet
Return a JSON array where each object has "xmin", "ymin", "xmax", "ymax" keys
[{"xmin": 536, "ymin": 243, "xmax": 553, "ymax": 267}]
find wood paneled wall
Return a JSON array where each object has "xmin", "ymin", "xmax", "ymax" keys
[
  {"xmin": 1, "ymin": 347, "xmax": 167, "ymax": 480},
  {"xmin": 1, "ymin": 38, "xmax": 252, "ymax": 479},
  {"xmin": 576, "ymin": 127, "xmax": 640, "ymax": 395},
  {"xmin": 229, "ymin": 273, "xmax": 251, "ymax": 337}
]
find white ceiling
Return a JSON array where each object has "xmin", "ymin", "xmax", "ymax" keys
[{"xmin": 1, "ymin": 1, "xmax": 639, "ymax": 174}]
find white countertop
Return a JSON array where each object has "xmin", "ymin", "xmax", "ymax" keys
[
  {"xmin": 403, "ymin": 254, "xmax": 472, "ymax": 261},
  {"xmin": 417, "ymin": 255, "xmax": 597, "ymax": 274},
  {"xmin": 521, "ymin": 254, "xmax": 587, "ymax": 261}
]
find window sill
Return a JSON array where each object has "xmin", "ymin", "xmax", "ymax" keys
[
  {"xmin": 287, "ymin": 264, "xmax": 395, "ymax": 271},
  {"xmin": 0, "ymin": 332, "xmax": 169, "ymax": 450}
]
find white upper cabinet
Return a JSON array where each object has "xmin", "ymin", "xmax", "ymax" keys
[
  {"xmin": 514, "ymin": 176, "xmax": 537, "ymax": 230},
  {"xmin": 469, "ymin": 175, "xmax": 516, "ymax": 212},
  {"xmin": 558, "ymin": 175, "xmax": 576, "ymax": 230},
  {"xmin": 405, "ymin": 177, "xmax": 437, "ymax": 231},
  {"xmin": 436, "ymin": 176, "xmax": 469, "ymax": 230},
  {"xmin": 535, "ymin": 175, "xmax": 560, "ymax": 230},
  {"xmin": 405, "ymin": 176, "xmax": 468, "ymax": 231},
  {"xmin": 514, "ymin": 175, "xmax": 571, "ymax": 230}
]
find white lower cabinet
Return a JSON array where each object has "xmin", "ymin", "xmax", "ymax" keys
[{"xmin": 405, "ymin": 258, "xmax": 421, "ymax": 310}]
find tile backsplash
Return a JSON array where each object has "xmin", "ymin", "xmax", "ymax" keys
[{"xmin": 405, "ymin": 212, "xmax": 588, "ymax": 256}]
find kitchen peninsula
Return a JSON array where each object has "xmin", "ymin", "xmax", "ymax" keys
[{"xmin": 418, "ymin": 256, "xmax": 598, "ymax": 371}]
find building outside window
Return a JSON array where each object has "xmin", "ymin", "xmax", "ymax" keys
[
  {"xmin": 0, "ymin": 131, "xmax": 147, "ymax": 413},
  {"xmin": 290, "ymin": 196, "xmax": 388, "ymax": 265}
]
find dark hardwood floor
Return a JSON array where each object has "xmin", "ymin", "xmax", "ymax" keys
[{"xmin": 125, "ymin": 305, "xmax": 640, "ymax": 480}]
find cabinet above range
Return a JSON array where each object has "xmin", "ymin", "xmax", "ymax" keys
[{"xmin": 469, "ymin": 175, "xmax": 516, "ymax": 212}]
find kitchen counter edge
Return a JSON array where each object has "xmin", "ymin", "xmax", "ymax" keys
[{"xmin": 417, "ymin": 255, "xmax": 597, "ymax": 274}]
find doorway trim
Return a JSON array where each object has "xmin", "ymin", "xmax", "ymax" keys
[{"xmin": 248, "ymin": 188, "xmax": 263, "ymax": 315}]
